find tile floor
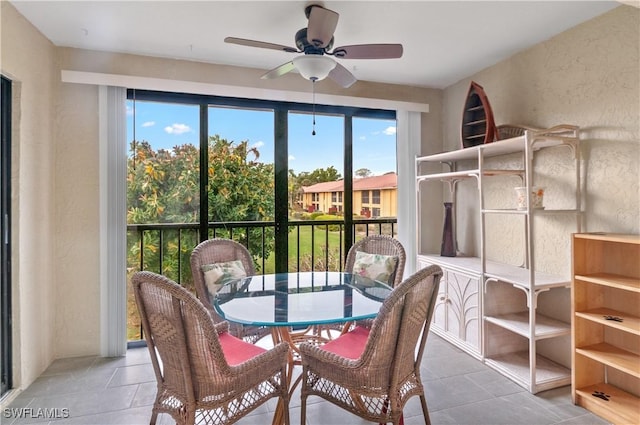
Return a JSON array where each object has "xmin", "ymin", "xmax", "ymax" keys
[{"xmin": 2, "ymin": 334, "xmax": 610, "ymax": 425}]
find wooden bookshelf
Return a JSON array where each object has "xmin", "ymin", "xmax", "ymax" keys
[{"xmin": 572, "ymin": 233, "xmax": 640, "ymax": 424}]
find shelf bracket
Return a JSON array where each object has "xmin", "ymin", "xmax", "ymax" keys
[
  {"xmin": 484, "ymin": 277, "xmax": 546, "ymax": 309},
  {"xmin": 442, "ymin": 161, "xmax": 454, "ymax": 172},
  {"xmin": 529, "ymin": 288, "xmax": 553, "ymax": 309},
  {"xmin": 483, "ymin": 277, "xmax": 500, "ymax": 293},
  {"xmin": 446, "ymin": 178, "xmax": 459, "ymax": 194}
]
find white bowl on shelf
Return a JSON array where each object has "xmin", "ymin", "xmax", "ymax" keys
[{"xmin": 515, "ymin": 186, "xmax": 545, "ymax": 210}]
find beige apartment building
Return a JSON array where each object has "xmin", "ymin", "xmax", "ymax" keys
[{"xmin": 300, "ymin": 173, "xmax": 397, "ymax": 218}]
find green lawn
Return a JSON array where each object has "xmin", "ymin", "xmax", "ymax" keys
[
  {"xmin": 127, "ymin": 222, "xmax": 365, "ymax": 340},
  {"xmin": 261, "ymin": 226, "xmax": 343, "ymax": 273}
]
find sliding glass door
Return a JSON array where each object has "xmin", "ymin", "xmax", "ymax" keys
[
  {"xmin": 288, "ymin": 111, "xmax": 345, "ymax": 271},
  {"xmin": 1, "ymin": 75, "xmax": 12, "ymax": 396},
  {"xmin": 125, "ymin": 89, "xmax": 396, "ymax": 341}
]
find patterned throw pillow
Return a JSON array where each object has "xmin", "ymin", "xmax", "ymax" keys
[
  {"xmin": 352, "ymin": 251, "xmax": 398, "ymax": 284},
  {"xmin": 202, "ymin": 260, "xmax": 247, "ymax": 298}
]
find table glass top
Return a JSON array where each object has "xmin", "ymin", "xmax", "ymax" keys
[{"xmin": 213, "ymin": 272, "xmax": 392, "ymax": 327}]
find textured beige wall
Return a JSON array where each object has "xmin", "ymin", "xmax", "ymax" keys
[
  {"xmin": 53, "ymin": 82, "xmax": 101, "ymax": 357},
  {"xmin": 1, "ymin": 1, "xmax": 57, "ymax": 390},
  {"xmin": 57, "ymin": 47, "xmax": 437, "ymax": 105},
  {"xmin": 440, "ymin": 5, "xmax": 639, "ymax": 277}
]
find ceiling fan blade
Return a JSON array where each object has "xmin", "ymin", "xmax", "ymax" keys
[
  {"xmin": 328, "ymin": 63, "xmax": 357, "ymax": 88},
  {"xmin": 307, "ymin": 5, "xmax": 339, "ymax": 48},
  {"xmin": 261, "ymin": 61, "xmax": 296, "ymax": 80},
  {"xmin": 332, "ymin": 44, "xmax": 403, "ymax": 59},
  {"xmin": 224, "ymin": 37, "xmax": 298, "ymax": 53}
]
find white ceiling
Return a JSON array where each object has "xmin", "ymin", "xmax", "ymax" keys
[{"xmin": 10, "ymin": 1, "xmax": 620, "ymax": 88}]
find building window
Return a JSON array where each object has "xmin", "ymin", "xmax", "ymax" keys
[
  {"xmin": 361, "ymin": 191, "xmax": 369, "ymax": 204},
  {"xmin": 372, "ymin": 207, "xmax": 381, "ymax": 218},
  {"xmin": 372, "ymin": 190, "xmax": 381, "ymax": 204}
]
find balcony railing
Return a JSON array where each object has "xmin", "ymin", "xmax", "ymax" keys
[{"xmin": 126, "ymin": 218, "xmax": 397, "ymax": 342}]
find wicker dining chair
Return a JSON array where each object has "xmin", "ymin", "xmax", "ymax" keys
[
  {"xmin": 132, "ymin": 271, "xmax": 290, "ymax": 425},
  {"xmin": 299, "ymin": 264, "xmax": 443, "ymax": 425},
  {"xmin": 345, "ymin": 234, "xmax": 407, "ymax": 288},
  {"xmin": 190, "ymin": 238, "xmax": 271, "ymax": 344},
  {"xmin": 321, "ymin": 234, "xmax": 406, "ymax": 338}
]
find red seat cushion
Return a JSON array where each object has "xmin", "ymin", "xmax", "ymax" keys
[
  {"xmin": 320, "ymin": 326, "xmax": 370, "ymax": 359},
  {"xmin": 218, "ymin": 332, "xmax": 267, "ymax": 366}
]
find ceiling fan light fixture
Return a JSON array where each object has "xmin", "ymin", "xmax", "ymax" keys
[{"xmin": 293, "ymin": 55, "xmax": 336, "ymax": 82}]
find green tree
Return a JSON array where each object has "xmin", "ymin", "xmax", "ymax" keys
[
  {"xmin": 127, "ymin": 141, "xmax": 199, "ymax": 224},
  {"xmin": 127, "ymin": 135, "xmax": 277, "ymax": 281},
  {"xmin": 355, "ymin": 168, "xmax": 372, "ymax": 178},
  {"xmin": 296, "ymin": 166, "xmax": 342, "ymax": 186},
  {"xmin": 288, "ymin": 169, "xmax": 303, "ymax": 213},
  {"xmin": 207, "ymin": 136, "xmax": 275, "ymax": 267},
  {"xmin": 127, "ymin": 140, "xmax": 200, "ymax": 283}
]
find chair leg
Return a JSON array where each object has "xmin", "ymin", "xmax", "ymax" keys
[
  {"xmin": 283, "ymin": 398, "xmax": 291, "ymax": 425},
  {"xmin": 185, "ymin": 408, "xmax": 196, "ymax": 425},
  {"xmin": 389, "ymin": 414, "xmax": 404, "ymax": 425},
  {"xmin": 300, "ymin": 394, "xmax": 307, "ymax": 425},
  {"xmin": 419, "ymin": 394, "xmax": 432, "ymax": 425},
  {"xmin": 149, "ymin": 411, "xmax": 158, "ymax": 425}
]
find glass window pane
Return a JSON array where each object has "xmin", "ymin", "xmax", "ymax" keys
[
  {"xmin": 289, "ymin": 112, "xmax": 344, "ymax": 272},
  {"xmin": 353, "ymin": 117, "xmax": 397, "ymax": 236},
  {"xmin": 208, "ymin": 106, "xmax": 275, "ymax": 270},
  {"xmin": 127, "ymin": 100, "xmax": 200, "ymax": 224},
  {"xmin": 208, "ymin": 106, "xmax": 274, "ymax": 221},
  {"xmin": 126, "ymin": 99, "xmax": 201, "ymax": 339},
  {"xmin": 372, "ymin": 190, "xmax": 381, "ymax": 204}
]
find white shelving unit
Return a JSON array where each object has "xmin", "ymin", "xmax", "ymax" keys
[{"xmin": 416, "ymin": 125, "xmax": 581, "ymax": 393}]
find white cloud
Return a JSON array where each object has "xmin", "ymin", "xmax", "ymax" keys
[
  {"xmin": 142, "ymin": 121, "xmax": 155, "ymax": 127},
  {"xmin": 126, "ymin": 105, "xmax": 133, "ymax": 116},
  {"xmin": 164, "ymin": 123, "xmax": 191, "ymax": 135},
  {"xmin": 359, "ymin": 135, "xmax": 366, "ymax": 141},
  {"xmin": 289, "ymin": 155, "xmax": 296, "ymax": 161},
  {"xmin": 382, "ymin": 126, "xmax": 396, "ymax": 136},
  {"xmin": 252, "ymin": 141, "xmax": 265, "ymax": 149}
]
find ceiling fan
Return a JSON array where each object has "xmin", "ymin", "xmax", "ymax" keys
[{"xmin": 224, "ymin": 4, "xmax": 403, "ymax": 88}]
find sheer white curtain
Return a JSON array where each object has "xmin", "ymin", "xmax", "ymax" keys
[
  {"xmin": 396, "ymin": 110, "xmax": 421, "ymax": 278},
  {"xmin": 99, "ymin": 86, "xmax": 127, "ymax": 356}
]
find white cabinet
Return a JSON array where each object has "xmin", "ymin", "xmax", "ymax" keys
[
  {"xmin": 416, "ymin": 125, "xmax": 581, "ymax": 393},
  {"xmin": 419, "ymin": 256, "xmax": 481, "ymax": 358}
]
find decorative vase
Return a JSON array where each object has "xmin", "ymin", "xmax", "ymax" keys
[{"xmin": 441, "ymin": 202, "xmax": 456, "ymax": 257}]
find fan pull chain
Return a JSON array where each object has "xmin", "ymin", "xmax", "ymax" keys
[{"xmin": 312, "ymin": 80, "xmax": 317, "ymax": 136}]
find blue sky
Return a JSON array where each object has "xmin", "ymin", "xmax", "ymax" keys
[{"xmin": 126, "ymin": 100, "xmax": 397, "ymax": 176}]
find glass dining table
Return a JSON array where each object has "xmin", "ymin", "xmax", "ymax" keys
[
  {"xmin": 213, "ymin": 271, "xmax": 393, "ymax": 425},
  {"xmin": 213, "ymin": 271, "xmax": 392, "ymax": 331}
]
